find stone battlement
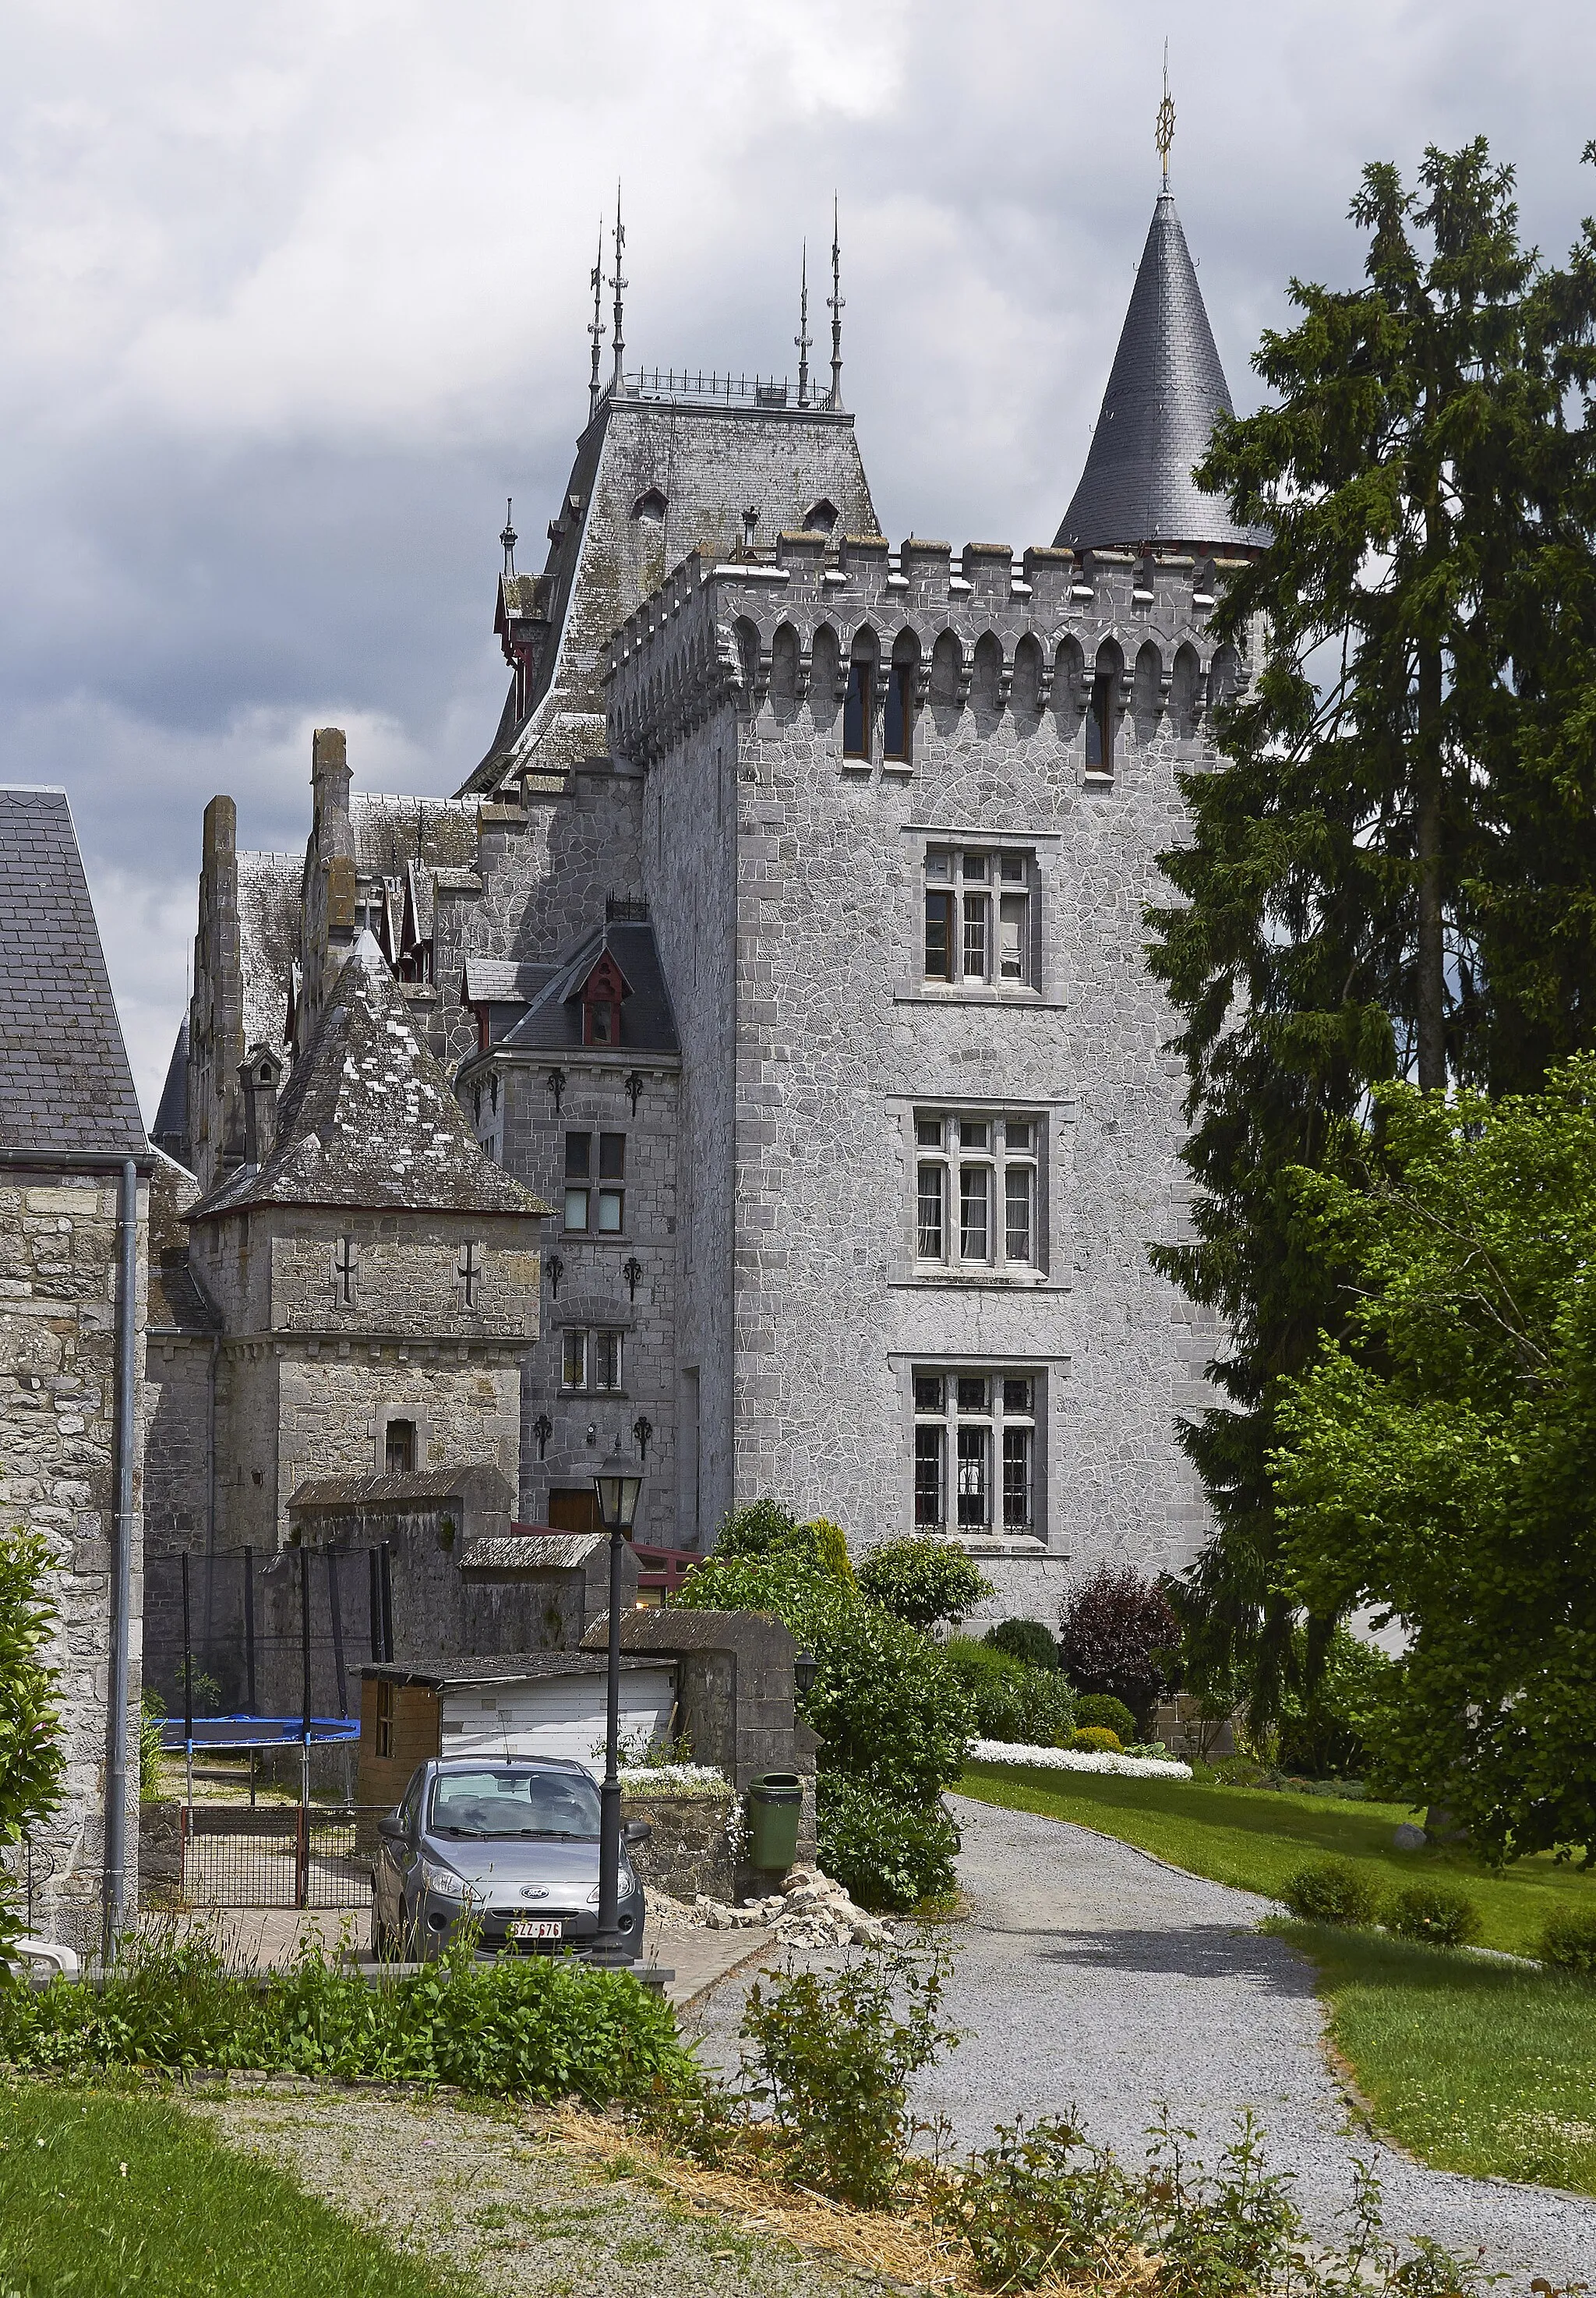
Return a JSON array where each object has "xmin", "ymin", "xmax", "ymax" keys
[{"xmin": 606, "ymin": 534, "xmax": 1245, "ymax": 767}]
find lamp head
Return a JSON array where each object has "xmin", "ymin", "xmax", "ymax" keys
[
  {"xmin": 793, "ymin": 1647, "xmax": 818, "ymax": 1698},
  {"xmin": 594, "ymin": 1445, "xmax": 643, "ymax": 1534}
]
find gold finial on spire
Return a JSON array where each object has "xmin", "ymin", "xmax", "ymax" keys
[{"xmin": 1156, "ymin": 40, "xmax": 1175, "ymax": 188}]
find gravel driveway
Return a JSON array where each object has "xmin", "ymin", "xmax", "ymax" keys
[{"xmin": 920, "ymin": 1794, "xmax": 1596, "ymax": 2291}]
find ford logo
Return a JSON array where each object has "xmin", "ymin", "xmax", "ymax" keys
[{"xmin": 518, "ymin": 1884, "xmax": 549, "ymax": 1900}]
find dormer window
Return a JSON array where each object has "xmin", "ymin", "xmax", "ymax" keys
[
  {"xmin": 804, "ymin": 497, "xmax": 839, "ymax": 534},
  {"xmin": 580, "ymin": 951, "xmax": 627, "ymax": 1047}
]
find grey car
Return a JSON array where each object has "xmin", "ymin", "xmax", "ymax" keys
[{"xmin": 371, "ymin": 1754, "xmax": 650, "ymax": 1960}]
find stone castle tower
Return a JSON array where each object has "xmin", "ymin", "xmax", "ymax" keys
[{"xmin": 149, "ymin": 175, "xmax": 1256, "ymax": 1643}]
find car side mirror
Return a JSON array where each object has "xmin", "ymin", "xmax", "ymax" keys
[
  {"xmin": 376, "ymin": 1812, "xmax": 404, "ymax": 1842},
  {"xmin": 622, "ymin": 1818, "xmax": 652, "ymax": 1848}
]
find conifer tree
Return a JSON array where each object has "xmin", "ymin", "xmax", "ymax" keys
[{"xmin": 1149, "ymin": 142, "xmax": 1596, "ymax": 1716}]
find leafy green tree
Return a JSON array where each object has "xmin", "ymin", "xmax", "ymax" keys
[
  {"xmin": 1272, "ymin": 1059, "xmax": 1596, "ymax": 1861},
  {"xmin": 0, "ymin": 1529, "xmax": 65, "ymax": 1953},
  {"xmin": 856, "ymin": 1536, "xmax": 991, "ymax": 1632},
  {"xmin": 1150, "ymin": 141, "xmax": 1596, "ymax": 1718}
]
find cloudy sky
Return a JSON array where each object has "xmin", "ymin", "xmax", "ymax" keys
[{"xmin": 5, "ymin": 0, "xmax": 1595, "ymax": 1115}]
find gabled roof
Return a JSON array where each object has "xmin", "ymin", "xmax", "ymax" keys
[
  {"xmin": 0, "ymin": 786, "xmax": 148, "ymax": 1158},
  {"xmin": 1055, "ymin": 189, "xmax": 1268, "ymax": 556},
  {"xmin": 500, "ymin": 918, "xmax": 680, "ymax": 1055},
  {"xmin": 349, "ymin": 794, "xmax": 477, "ymax": 877},
  {"xmin": 237, "ymin": 849, "xmax": 302, "ymax": 1059},
  {"xmin": 189, "ymin": 932, "xmax": 549, "ymax": 1220}
]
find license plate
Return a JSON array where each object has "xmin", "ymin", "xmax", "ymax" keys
[{"xmin": 507, "ymin": 1919, "xmax": 563, "ymax": 1940}]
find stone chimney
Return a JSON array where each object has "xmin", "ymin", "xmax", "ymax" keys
[
  {"xmin": 311, "ymin": 727, "xmax": 351, "ymax": 842},
  {"xmin": 239, "ymin": 1044, "xmax": 284, "ymax": 1168}
]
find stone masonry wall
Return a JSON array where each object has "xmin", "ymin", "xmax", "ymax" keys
[
  {"xmin": 610, "ymin": 536, "xmax": 1226, "ymax": 1604},
  {"xmin": 0, "ymin": 1169, "xmax": 147, "ymax": 1954}
]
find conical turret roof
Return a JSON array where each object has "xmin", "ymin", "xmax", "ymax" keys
[{"xmin": 1055, "ymin": 190, "xmax": 1266, "ymax": 555}]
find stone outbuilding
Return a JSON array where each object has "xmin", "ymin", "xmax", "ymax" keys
[
  {"xmin": 0, "ymin": 785, "xmax": 153, "ymax": 1957},
  {"xmin": 143, "ymin": 932, "xmax": 549, "ymax": 1714}
]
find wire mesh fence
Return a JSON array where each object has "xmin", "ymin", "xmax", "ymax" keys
[{"xmin": 178, "ymin": 1806, "xmax": 380, "ymax": 1910}]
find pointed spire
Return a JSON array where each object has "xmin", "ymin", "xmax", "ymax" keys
[
  {"xmin": 796, "ymin": 242, "xmax": 811, "ymax": 408},
  {"xmin": 609, "ymin": 186, "xmax": 627, "ymax": 397},
  {"xmin": 588, "ymin": 217, "xmax": 606, "ymax": 418},
  {"xmin": 827, "ymin": 196, "xmax": 844, "ymax": 412},
  {"xmin": 1156, "ymin": 41, "xmax": 1174, "ymax": 189},
  {"xmin": 500, "ymin": 498, "xmax": 517, "ymax": 577},
  {"xmin": 1054, "ymin": 172, "xmax": 1267, "ymax": 555}
]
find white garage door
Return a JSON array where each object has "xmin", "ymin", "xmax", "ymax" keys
[{"xmin": 440, "ymin": 1666, "xmax": 676, "ymax": 1769}]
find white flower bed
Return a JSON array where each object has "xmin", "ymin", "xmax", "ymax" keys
[
  {"xmin": 617, "ymin": 1762, "xmax": 729, "ymax": 1796},
  {"xmin": 971, "ymin": 1737, "xmax": 1193, "ymax": 1780}
]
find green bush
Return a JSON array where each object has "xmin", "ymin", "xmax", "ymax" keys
[
  {"xmin": 1280, "ymin": 1857, "xmax": 1382, "ymax": 1928},
  {"xmin": 856, "ymin": 1538, "xmax": 992, "ymax": 1632},
  {"xmin": 816, "ymin": 1777, "xmax": 960, "ymax": 1911},
  {"xmin": 1383, "ymin": 1883, "xmax": 1481, "ymax": 1950},
  {"xmin": 711, "ymin": 1500, "xmax": 853, "ymax": 1582},
  {"xmin": 983, "ymin": 1618, "xmax": 1058, "ymax": 1672},
  {"xmin": 1069, "ymin": 1727, "xmax": 1124, "ymax": 1755},
  {"xmin": 139, "ymin": 1690, "xmax": 166, "ymax": 1802},
  {"xmin": 0, "ymin": 1529, "xmax": 65, "ymax": 1959},
  {"xmin": 1072, "ymin": 1692, "xmax": 1137, "ymax": 1743},
  {"xmin": 1540, "ymin": 1902, "xmax": 1596, "ymax": 1975},
  {"xmin": 0, "ymin": 1930, "xmax": 693, "ymax": 2104},
  {"xmin": 805, "ymin": 1605, "xmax": 974, "ymax": 1803},
  {"xmin": 944, "ymin": 1638, "xmax": 1075, "ymax": 1748}
]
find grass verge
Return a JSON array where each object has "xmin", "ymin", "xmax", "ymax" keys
[
  {"xmin": 0, "ymin": 2081, "xmax": 465, "ymax": 2298},
  {"xmin": 957, "ymin": 1760, "xmax": 1596, "ymax": 1955},
  {"xmin": 1277, "ymin": 1921, "xmax": 1596, "ymax": 2197}
]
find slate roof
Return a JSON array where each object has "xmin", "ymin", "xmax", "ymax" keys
[
  {"xmin": 1055, "ymin": 191, "xmax": 1269, "ymax": 556},
  {"xmin": 0, "ymin": 786, "xmax": 148, "ymax": 1157},
  {"xmin": 151, "ymin": 1017, "xmax": 190, "ymax": 1161},
  {"xmin": 350, "ymin": 794, "xmax": 477, "ymax": 878},
  {"xmin": 500, "ymin": 920, "xmax": 680, "ymax": 1055},
  {"xmin": 461, "ymin": 959, "xmax": 559, "ymax": 1006},
  {"xmin": 237, "ymin": 850, "xmax": 302, "ymax": 1056},
  {"xmin": 188, "ymin": 932, "xmax": 549, "ymax": 1221}
]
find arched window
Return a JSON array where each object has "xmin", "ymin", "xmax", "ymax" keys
[{"xmin": 631, "ymin": 487, "xmax": 667, "ymax": 524}]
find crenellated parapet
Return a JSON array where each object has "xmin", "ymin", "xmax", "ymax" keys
[{"xmin": 605, "ymin": 532, "xmax": 1249, "ymax": 766}]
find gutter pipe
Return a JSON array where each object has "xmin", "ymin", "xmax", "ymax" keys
[{"xmin": 102, "ymin": 1156, "xmax": 139, "ymax": 1963}]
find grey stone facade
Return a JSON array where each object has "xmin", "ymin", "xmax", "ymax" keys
[{"xmin": 606, "ymin": 536, "xmax": 1230, "ymax": 1602}]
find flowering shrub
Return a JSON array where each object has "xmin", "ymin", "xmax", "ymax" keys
[{"xmin": 970, "ymin": 1738, "xmax": 1192, "ymax": 1780}]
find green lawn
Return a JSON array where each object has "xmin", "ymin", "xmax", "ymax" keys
[
  {"xmin": 1282, "ymin": 1921, "xmax": 1596, "ymax": 2197},
  {"xmin": 0, "ymin": 2083, "xmax": 465, "ymax": 2298},
  {"xmin": 957, "ymin": 1761, "xmax": 1596, "ymax": 1956}
]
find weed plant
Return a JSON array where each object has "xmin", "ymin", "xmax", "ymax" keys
[{"xmin": 0, "ymin": 1925, "xmax": 693, "ymax": 2105}]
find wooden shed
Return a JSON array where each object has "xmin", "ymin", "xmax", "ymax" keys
[{"xmin": 355, "ymin": 1652, "xmax": 677, "ymax": 1810}]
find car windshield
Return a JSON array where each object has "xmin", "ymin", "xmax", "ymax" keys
[{"xmin": 429, "ymin": 1767, "xmax": 601, "ymax": 1841}]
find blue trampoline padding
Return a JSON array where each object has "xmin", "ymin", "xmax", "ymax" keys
[{"xmin": 158, "ymin": 1715, "xmax": 360, "ymax": 1750}]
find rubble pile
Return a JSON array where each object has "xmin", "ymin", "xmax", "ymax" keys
[{"xmin": 652, "ymin": 1863, "xmax": 892, "ymax": 1949}]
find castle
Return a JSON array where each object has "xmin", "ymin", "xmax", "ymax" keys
[{"xmin": 143, "ymin": 176, "xmax": 1262, "ymax": 1684}]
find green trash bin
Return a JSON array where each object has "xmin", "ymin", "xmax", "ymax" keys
[{"xmin": 747, "ymin": 1771, "xmax": 803, "ymax": 1871}]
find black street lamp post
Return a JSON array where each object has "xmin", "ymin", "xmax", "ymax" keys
[{"xmin": 589, "ymin": 1443, "xmax": 643, "ymax": 1967}]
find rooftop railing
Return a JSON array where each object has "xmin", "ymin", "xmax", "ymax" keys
[{"xmin": 622, "ymin": 369, "xmax": 829, "ymax": 410}]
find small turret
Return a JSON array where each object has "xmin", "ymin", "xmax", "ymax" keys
[{"xmin": 1056, "ymin": 92, "xmax": 1267, "ymax": 559}]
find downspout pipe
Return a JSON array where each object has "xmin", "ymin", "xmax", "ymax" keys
[{"xmin": 102, "ymin": 1156, "xmax": 139, "ymax": 1964}]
